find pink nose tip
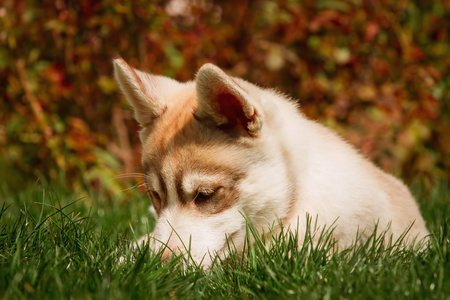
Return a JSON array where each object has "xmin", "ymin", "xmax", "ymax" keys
[
  {"xmin": 161, "ymin": 246, "xmax": 180, "ymax": 261},
  {"xmin": 161, "ymin": 248, "xmax": 172, "ymax": 261}
]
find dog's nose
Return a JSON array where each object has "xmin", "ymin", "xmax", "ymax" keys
[
  {"xmin": 161, "ymin": 246, "xmax": 179, "ymax": 261},
  {"xmin": 161, "ymin": 247, "xmax": 172, "ymax": 261}
]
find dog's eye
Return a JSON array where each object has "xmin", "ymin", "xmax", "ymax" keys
[
  {"xmin": 194, "ymin": 190, "xmax": 215, "ymax": 206},
  {"xmin": 147, "ymin": 190, "xmax": 161, "ymax": 202}
]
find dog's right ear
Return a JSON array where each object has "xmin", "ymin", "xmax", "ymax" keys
[
  {"xmin": 195, "ymin": 64, "xmax": 264, "ymax": 137},
  {"xmin": 113, "ymin": 58, "xmax": 168, "ymax": 127}
]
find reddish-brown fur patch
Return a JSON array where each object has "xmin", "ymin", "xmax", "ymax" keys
[{"xmin": 147, "ymin": 86, "xmax": 197, "ymax": 148}]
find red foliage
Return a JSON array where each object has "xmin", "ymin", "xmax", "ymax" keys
[{"xmin": 0, "ymin": 0, "xmax": 449, "ymax": 191}]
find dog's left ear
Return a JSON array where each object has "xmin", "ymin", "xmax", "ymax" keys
[
  {"xmin": 113, "ymin": 58, "xmax": 170, "ymax": 127},
  {"xmin": 195, "ymin": 64, "xmax": 263, "ymax": 137}
]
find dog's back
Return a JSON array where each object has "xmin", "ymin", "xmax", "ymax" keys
[{"xmin": 229, "ymin": 85, "xmax": 428, "ymax": 245}]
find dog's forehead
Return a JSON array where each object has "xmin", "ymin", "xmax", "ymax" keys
[
  {"xmin": 143, "ymin": 83, "xmax": 198, "ymax": 150},
  {"xmin": 140, "ymin": 82, "xmax": 247, "ymax": 174},
  {"xmin": 143, "ymin": 142, "xmax": 245, "ymax": 179}
]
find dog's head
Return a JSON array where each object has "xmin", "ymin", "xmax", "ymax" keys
[{"xmin": 113, "ymin": 59, "xmax": 293, "ymax": 268}]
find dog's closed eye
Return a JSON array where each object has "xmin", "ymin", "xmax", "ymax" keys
[
  {"xmin": 194, "ymin": 189, "xmax": 217, "ymax": 206},
  {"xmin": 146, "ymin": 190, "xmax": 162, "ymax": 212},
  {"xmin": 147, "ymin": 190, "xmax": 160, "ymax": 201}
]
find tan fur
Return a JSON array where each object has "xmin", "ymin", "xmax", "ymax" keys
[{"xmin": 141, "ymin": 84, "xmax": 197, "ymax": 158}]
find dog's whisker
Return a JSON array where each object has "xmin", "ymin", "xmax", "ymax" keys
[
  {"xmin": 114, "ymin": 173, "xmax": 147, "ymax": 181},
  {"xmin": 114, "ymin": 173, "xmax": 146, "ymax": 178},
  {"xmin": 120, "ymin": 183, "xmax": 145, "ymax": 192}
]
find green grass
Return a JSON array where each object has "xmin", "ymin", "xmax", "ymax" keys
[{"xmin": 0, "ymin": 180, "xmax": 449, "ymax": 299}]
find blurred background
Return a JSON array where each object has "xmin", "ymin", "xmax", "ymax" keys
[{"xmin": 1, "ymin": 0, "xmax": 449, "ymax": 195}]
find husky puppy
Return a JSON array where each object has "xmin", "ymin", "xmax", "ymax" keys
[{"xmin": 113, "ymin": 58, "xmax": 428, "ymax": 268}]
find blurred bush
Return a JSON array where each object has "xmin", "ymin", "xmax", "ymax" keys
[{"xmin": 0, "ymin": 0, "xmax": 449, "ymax": 192}]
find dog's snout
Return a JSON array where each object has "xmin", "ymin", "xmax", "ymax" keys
[
  {"xmin": 161, "ymin": 247, "xmax": 172, "ymax": 261},
  {"xmin": 161, "ymin": 246, "xmax": 181, "ymax": 261}
]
